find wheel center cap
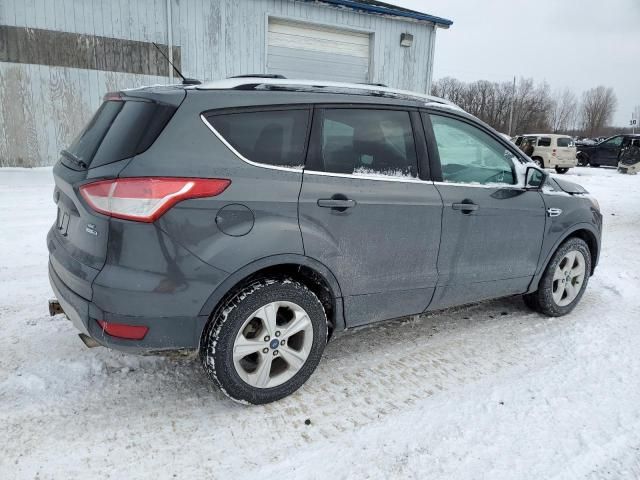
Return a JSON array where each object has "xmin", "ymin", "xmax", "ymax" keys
[{"xmin": 269, "ymin": 339, "xmax": 280, "ymax": 349}]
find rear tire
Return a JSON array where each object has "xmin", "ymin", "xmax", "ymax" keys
[
  {"xmin": 200, "ymin": 278, "xmax": 328, "ymax": 404},
  {"xmin": 523, "ymin": 238, "xmax": 591, "ymax": 317},
  {"xmin": 555, "ymin": 167, "xmax": 569, "ymax": 174}
]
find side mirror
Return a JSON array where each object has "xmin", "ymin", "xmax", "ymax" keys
[{"xmin": 525, "ymin": 166, "xmax": 547, "ymax": 190}]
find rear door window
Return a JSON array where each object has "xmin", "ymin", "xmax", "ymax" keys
[
  {"xmin": 308, "ymin": 108, "xmax": 418, "ymax": 178},
  {"xmin": 537, "ymin": 137, "xmax": 551, "ymax": 147},
  {"xmin": 205, "ymin": 109, "xmax": 310, "ymax": 168}
]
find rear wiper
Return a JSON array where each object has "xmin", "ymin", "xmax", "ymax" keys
[{"xmin": 61, "ymin": 149, "xmax": 88, "ymax": 169}]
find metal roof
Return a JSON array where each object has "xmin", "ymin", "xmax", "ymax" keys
[
  {"xmin": 195, "ymin": 77, "xmax": 461, "ymax": 108},
  {"xmin": 302, "ymin": 0, "xmax": 453, "ymax": 27}
]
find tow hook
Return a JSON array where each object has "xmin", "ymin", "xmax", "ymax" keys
[{"xmin": 48, "ymin": 299, "xmax": 64, "ymax": 316}]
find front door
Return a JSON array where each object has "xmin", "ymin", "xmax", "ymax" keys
[
  {"xmin": 299, "ymin": 107, "xmax": 443, "ymax": 326},
  {"xmin": 595, "ymin": 136, "xmax": 624, "ymax": 166},
  {"xmin": 424, "ymin": 112, "xmax": 546, "ymax": 310}
]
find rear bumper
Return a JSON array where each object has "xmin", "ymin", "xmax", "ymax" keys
[
  {"xmin": 48, "ymin": 260, "xmax": 209, "ymax": 354},
  {"xmin": 49, "ymin": 261, "xmax": 91, "ymax": 336}
]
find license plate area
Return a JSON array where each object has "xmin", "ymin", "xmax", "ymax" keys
[{"xmin": 57, "ymin": 207, "xmax": 70, "ymax": 236}]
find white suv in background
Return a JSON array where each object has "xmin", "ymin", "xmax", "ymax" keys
[{"xmin": 514, "ymin": 134, "xmax": 577, "ymax": 173}]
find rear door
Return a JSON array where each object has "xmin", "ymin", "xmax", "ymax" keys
[
  {"xmin": 298, "ymin": 106, "xmax": 443, "ymax": 326},
  {"xmin": 423, "ymin": 112, "xmax": 546, "ymax": 310},
  {"xmin": 555, "ymin": 136, "xmax": 576, "ymax": 162},
  {"xmin": 536, "ymin": 136, "xmax": 552, "ymax": 163}
]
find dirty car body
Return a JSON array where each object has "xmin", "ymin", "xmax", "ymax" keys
[{"xmin": 48, "ymin": 78, "xmax": 602, "ymax": 403}]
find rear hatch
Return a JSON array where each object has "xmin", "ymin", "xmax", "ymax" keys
[
  {"xmin": 49, "ymin": 88, "xmax": 185, "ymax": 299},
  {"xmin": 555, "ymin": 137, "xmax": 576, "ymax": 162}
]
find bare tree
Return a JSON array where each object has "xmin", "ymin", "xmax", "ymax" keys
[
  {"xmin": 432, "ymin": 77, "xmax": 619, "ymax": 137},
  {"xmin": 549, "ymin": 89, "xmax": 578, "ymax": 133},
  {"xmin": 580, "ymin": 86, "xmax": 617, "ymax": 137},
  {"xmin": 510, "ymin": 78, "xmax": 552, "ymax": 134}
]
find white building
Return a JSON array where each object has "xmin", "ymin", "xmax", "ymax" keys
[{"xmin": 0, "ymin": 0, "xmax": 452, "ymax": 166}]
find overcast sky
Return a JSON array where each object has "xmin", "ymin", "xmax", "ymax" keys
[{"xmin": 395, "ymin": 0, "xmax": 639, "ymax": 126}]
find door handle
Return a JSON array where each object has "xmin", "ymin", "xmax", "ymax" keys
[
  {"xmin": 317, "ymin": 198, "xmax": 356, "ymax": 210},
  {"xmin": 452, "ymin": 202, "xmax": 479, "ymax": 213},
  {"xmin": 547, "ymin": 207, "xmax": 562, "ymax": 217}
]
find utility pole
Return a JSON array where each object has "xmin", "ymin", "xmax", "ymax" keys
[{"xmin": 508, "ymin": 76, "xmax": 516, "ymax": 136}]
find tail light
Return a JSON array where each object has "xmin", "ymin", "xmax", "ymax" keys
[{"xmin": 80, "ymin": 177, "xmax": 230, "ymax": 222}]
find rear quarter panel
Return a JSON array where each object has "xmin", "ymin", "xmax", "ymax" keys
[{"xmin": 120, "ymin": 90, "xmax": 305, "ymax": 274}]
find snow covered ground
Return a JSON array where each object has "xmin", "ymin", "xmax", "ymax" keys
[{"xmin": 1, "ymin": 167, "xmax": 639, "ymax": 479}]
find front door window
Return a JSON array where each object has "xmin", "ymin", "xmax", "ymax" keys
[{"xmin": 429, "ymin": 114, "xmax": 518, "ymax": 185}]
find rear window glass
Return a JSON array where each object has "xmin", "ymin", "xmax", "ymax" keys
[
  {"xmin": 310, "ymin": 109, "xmax": 418, "ymax": 178},
  {"xmin": 65, "ymin": 100, "xmax": 176, "ymax": 169},
  {"xmin": 538, "ymin": 137, "xmax": 551, "ymax": 147},
  {"xmin": 206, "ymin": 109, "xmax": 310, "ymax": 168},
  {"xmin": 556, "ymin": 137, "xmax": 574, "ymax": 147}
]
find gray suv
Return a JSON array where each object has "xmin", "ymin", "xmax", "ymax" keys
[{"xmin": 48, "ymin": 78, "xmax": 602, "ymax": 404}]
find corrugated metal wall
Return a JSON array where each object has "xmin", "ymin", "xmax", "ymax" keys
[{"xmin": 0, "ymin": 0, "xmax": 437, "ymax": 166}]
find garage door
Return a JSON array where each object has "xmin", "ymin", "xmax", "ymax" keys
[{"xmin": 267, "ymin": 19, "xmax": 370, "ymax": 83}]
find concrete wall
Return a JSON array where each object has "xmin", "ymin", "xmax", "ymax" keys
[{"xmin": 0, "ymin": 0, "xmax": 437, "ymax": 166}]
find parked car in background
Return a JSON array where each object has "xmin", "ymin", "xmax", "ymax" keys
[
  {"xmin": 618, "ymin": 138, "xmax": 640, "ymax": 174},
  {"xmin": 48, "ymin": 78, "xmax": 602, "ymax": 404},
  {"xmin": 514, "ymin": 134, "xmax": 577, "ymax": 173},
  {"xmin": 577, "ymin": 134, "xmax": 640, "ymax": 167}
]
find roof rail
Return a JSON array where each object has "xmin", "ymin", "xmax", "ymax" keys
[
  {"xmin": 195, "ymin": 77, "xmax": 459, "ymax": 108},
  {"xmin": 229, "ymin": 74, "xmax": 287, "ymax": 79}
]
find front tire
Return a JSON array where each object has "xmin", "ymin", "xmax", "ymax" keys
[
  {"xmin": 200, "ymin": 278, "xmax": 328, "ymax": 404},
  {"xmin": 533, "ymin": 157, "xmax": 544, "ymax": 168},
  {"xmin": 577, "ymin": 153, "xmax": 588, "ymax": 167},
  {"xmin": 523, "ymin": 238, "xmax": 591, "ymax": 317}
]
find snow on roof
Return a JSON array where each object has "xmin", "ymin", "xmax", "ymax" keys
[{"xmin": 303, "ymin": 0, "xmax": 453, "ymax": 27}]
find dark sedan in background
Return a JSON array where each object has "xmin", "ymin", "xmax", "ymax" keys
[{"xmin": 577, "ymin": 134, "xmax": 640, "ymax": 167}]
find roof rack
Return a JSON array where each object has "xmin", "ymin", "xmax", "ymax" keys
[
  {"xmin": 195, "ymin": 77, "xmax": 459, "ymax": 108},
  {"xmin": 229, "ymin": 74, "xmax": 287, "ymax": 79}
]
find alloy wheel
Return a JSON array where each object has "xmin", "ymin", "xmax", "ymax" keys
[
  {"xmin": 232, "ymin": 301, "xmax": 314, "ymax": 388},
  {"xmin": 552, "ymin": 250, "xmax": 586, "ymax": 307}
]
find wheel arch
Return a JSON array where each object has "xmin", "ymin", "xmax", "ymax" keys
[
  {"xmin": 576, "ymin": 151, "xmax": 590, "ymax": 164},
  {"xmin": 528, "ymin": 223, "xmax": 600, "ymax": 293},
  {"xmin": 198, "ymin": 254, "xmax": 345, "ymax": 340}
]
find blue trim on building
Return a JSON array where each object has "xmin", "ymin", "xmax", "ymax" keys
[{"xmin": 305, "ymin": 0, "xmax": 453, "ymax": 27}]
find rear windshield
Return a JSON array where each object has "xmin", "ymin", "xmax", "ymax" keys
[
  {"xmin": 556, "ymin": 137, "xmax": 574, "ymax": 147},
  {"xmin": 64, "ymin": 99, "xmax": 176, "ymax": 169}
]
